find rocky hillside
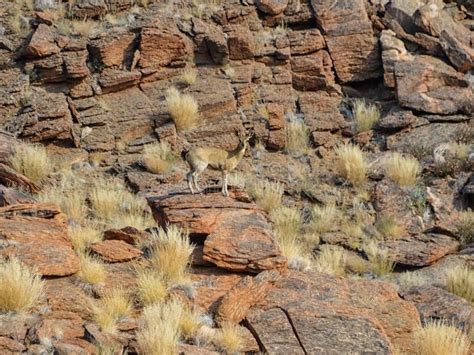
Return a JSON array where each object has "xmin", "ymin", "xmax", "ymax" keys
[{"xmin": 0, "ymin": 0, "xmax": 473, "ymax": 354}]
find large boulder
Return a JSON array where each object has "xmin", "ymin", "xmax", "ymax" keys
[
  {"xmin": 310, "ymin": 0, "xmax": 382, "ymax": 82},
  {"xmin": 380, "ymin": 30, "xmax": 412, "ymax": 88},
  {"xmin": 23, "ymin": 24, "xmax": 60, "ymax": 58},
  {"xmin": 0, "ymin": 203, "xmax": 80, "ymax": 276},
  {"xmin": 246, "ymin": 271, "xmax": 421, "ymax": 353},
  {"xmin": 439, "ymin": 30, "xmax": 474, "ymax": 73},
  {"xmin": 394, "ymin": 55, "xmax": 473, "ymax": 115},
  {"xmin": 89, "ymin": 31, "xmax": 136, "ymax": 68},
  {"xmin": 147, "ymin": 192, "xmax": 287, "ymax": 273},
  {"xmin": 255, "ymin": 0, "xmax": 289, "ymax": 15}
]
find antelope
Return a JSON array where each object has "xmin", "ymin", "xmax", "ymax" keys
[{"xmin": 184, "ymin": 130, "xmax": 253, "ymax": 197}]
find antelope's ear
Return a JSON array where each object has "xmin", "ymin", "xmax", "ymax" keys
[{"xmin": 246, "ymin": 131, "xmax": 255, "ymax": 141}]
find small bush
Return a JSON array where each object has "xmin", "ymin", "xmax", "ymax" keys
[
  {"xmin": 149, "ymin": 226, "xmax": 194, "ymax": 286},
  {"xmin": 412, "ymin": 321, "xmax": 469, "ymax": 355},
  {"xmin": 334, "ymin": 144, "xmax": 368, "ymax": 188},
  {"xmin": 68, "ymin": 222, "xmax": 102, "ymax": 253},
  {"xmin": 89, "ymin": 179, "xmax": 124, "ymax": 221},
  {"xmin": 0, "ymin": 257, "xmax": 43, "ymax": 313},
  {"xmin": 455, "ymin": 210, "xmax": 474, "ymax": 245},
  {"xmin": 364, "ymin": 243, "xmax": 395, "ymax": 276},
  {"xmin": 77, "ymin": 254, "xmax": 107, "ymax": 286},
  {"xmin": 179, "ymin": 306, "xmax": 202, "ymax": 340},
  {"xmin": 446, "ymin": 265, "xmax": 474, "ymax": 303},
  {"xmin": 136, "ymin": 269, "xmax": 168, "ymax": 306},
  {"xmin": 384, "ymin": 152, "xmax": 420, "ymax": 187},
  {"xmin": 166, "ymin": 87, "xmax": 199, "ymax": 131},
  {"xmin": 375, "ymin": 215, "xmax": 404, "ymax": 240},
  {"xmin": 286, "ymin": 115, "xmax": 310, "ymax": 156},
  {"xmin": 449, "ymin": 142, "xmax": 470, "ymax": 161},
  {"xmin": 38, "ymin": 183, "xmax": 88, "ymax": 223},
  {"xmin": 270, "ymin": 206, "xmax": 301, "ymax": 240},
  {"xmin": 181, "ymin": 68, "xmax": 197, "ymax": 85},
  {"xmin": 143, "ymin": 141, "xmax": 175, "ymax": 174},
  {"xmin": 214, "ymin": 322, "xmax": 244, "ymax": 354},
  {"xmin": 9, "ymin": 143, "xmax": 53, "ymax": 183},
  {"xmin": 136, "ymin": 301, "xmax": 183, "ymax": 355},
  {"xmin": 352, "ymin": 99, "xmax": 380, "ymax": 132},
  {"xmin": 313, "ymin": 245, "xmax": 346, "ymax": 276},
  {"xmin": 247, "ymin": 179, "xmax": 284, "ymax": 213},
  {"xmin": 396, "ymin": 272, "xmax": 428, "ymax": 290},
  {"xmin": 309, "ymin": 204, "xmax": 341, "ymax": 234},
  {"xmin": 92, "ymin": 289, "xmax": 132, "ymax": 334}
]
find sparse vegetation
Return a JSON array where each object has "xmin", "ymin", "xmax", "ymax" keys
[
  {"xmin": 0, "ymin": 257, "xmax": 44, "ymax": 313},
  {"xmin": 143, "ymin": 141, "xmax": 175, "ymax": 174},
  {"xmin": 412, "ymin": 321, "xmax": 470, "ymax": 355},
  {"xmin": 455, "ymin": 210, "xmax": 474, "ymax": 245},
  {"xmin": 334, "ymin": 144, "xmax": 368, "ymax": 188},
  {"xmin": 446, "ymin": 264, "xmax": 474, "ymax": 303},
  {"xmin": 136, "ymin": 269, "xmax": 168, "ymax": 306},
  {"xmin": 286, "ymin": 114, "xmax": 310, "ymax": 156},
  {"xmin": 166, "ymin": 87, "xmax": 199, "ymax": 131},
  {"xmin": 396, "ymin": 272, "xmax": 428, "ymax": 290},
  {"xmin": 247, "ymin": 179, "xmax": 284, "ymax": 213},
  {"xmin": 383, "ymin": 152, "xmax": 420, "ymax": 187},
  {"xmin": 375, "ymin": 215, "xmax": 404, "ymax": 240},
  {"xmin": 92, "ymin": 289, "xmax": 133, "ymax": 334},
  {"xmin": 181, "ymin": 68, "xmax": 198, "ymax": 85},
  {"xmin": 309, "ymin": 204, "xmax": 340, "ymax": 234},
  {"xmin": 9, "ymin": 143, "xmax": 53, "ymax": 183},
  {"xmin": 68, "ymin": 222, "xmax": 103, "ymax": 253},
  {"xmin": 214, "ymin": 322, "xmax": 244, "ymax": 354},
  {"xmin": 148, "ymin": 226, "xmax": 194, "ymax": 286},
  {"xmin": 364, "ymin": 243, "xmax": 395, "ymax": 276},
  {"xmin": 313, "ymin": 245, "xmax": 346, "ymax": 276},
  {"xmin": 257, "ymin": 104, "xmax": 269, "ymax": 120},
  {"xmin": 77, "ymin": 254, "xmax": 107, "ymax": 287},
  {"xmin": 352, "ymin": 99, "xmax": 380, "ymax": 132}
]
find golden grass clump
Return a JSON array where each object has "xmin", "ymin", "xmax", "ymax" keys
[
  {"xmin": 214, "ymin": 322, "xmax": 244, "ymax": 354},
  {"xmin": 396, "ymin": 272, "xmax": 428, "ymax": 290},
  {"xmin": 136, "ymin": 269, "xmax": 168, "ymax": 306},
  {"xmin": 449, "ymin": 142, "xmax": 470, "ymax": 160},
  {"xmin": 166, "ymin": 87, "xmax": 199, "ymax": 131},
  {"xmin": 334, "ymin": 144, "xmax": 368, "ymax": 188},
  {"xmin": 247, "ymin": 179, "xmax": 284, "ymax": 213},
  {"xmin": 446, "ymin": 264, "xmax": 474, "ymax": 303},
  {"xmin": 352, "ymin": 99, "xmax": 380, "ymax": 132},
  {"xmin": 286, "ymin": 116, "xmax": 310, "ymax": 156},
  {"xmin": 77, "ymin": 254, "xmax": 107, "ymax": 286},
  {"xmin": 136, "ymin": 301, "xmax": 183, "ymax": 355},
  {"xmin": 309, "ymin": 204, "xmax": 340, "ymax": 234},
  {"xmin": 375, "ymin": 215, "xmax": 404, "ymax": 240},
  {"xmin": 89, "ymin": 179, "xmax": 124, "ymax": 221},
  {"xmin": 0, "ymin": 257, "xmax": 43, "ymax": 313},
  {"xmin": 364, "ymin": 243, "xmax": 395, "ymax": 276},
  {"xmin": 143, "ymin": 141, "xmax": 175, "ymax": 174},
  {"xmin": 179, "ymin": 306, "xmax": 202, "ymax": 340},
  {"xmin": 455, "ymin": 210, "xmax": 474, "ymax": 245},
  {"xmin": 38, "ymin": 183, "xmax": 88, "ymax": 222},
  {"xmin": 412, "ymin": 321, "xmax": 470, "ymax": 355},
  {"xmin": 270, "ymin": 206, "xmax": 301, "ymax": 240},
  {"xmin": 9, "ymin": 143, "xmax": 53, "ymax": 183},
  {"xmin": 68, "ymin": 222, "xmax": 102, "ymax": 253},
  {"xmin": 92, "ymin": 289, "xmax": 133, "ymax": 334},
  {"xmin": 383, "ymin": 152, "xmax": 420, "ymax": 187},
  {"xmin": 313, "ymin": 245, "xmax": 346, "ymax": 276},
  {"xmin": 181, "ymin": 68, "xmax": 198, "ymax": 85},
  {"xmin": 149, "ymin": 226, "xmax": 194, "ymax": 286}
]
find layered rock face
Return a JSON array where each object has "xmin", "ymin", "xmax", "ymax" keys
[{"xmin": 0, "ymin": 0, "xmax": 473, "ymax": 354}]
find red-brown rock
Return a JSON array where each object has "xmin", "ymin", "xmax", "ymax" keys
[
  {"xmin": 291, "ymin": 50, "xmax": 335, "ymax": 91},
  {"xmin": 228, "ymin": 27, "xmax": 255, "ymax": 60},
  {"xmin": 139, "ymin": 28, "xmax": 188, "ymax": 68},
  {"xmin": 256, "ymin": 0, "xmax": 289, "ymax": 15},
  {"xmin": 103, "ymin": 226, "xmax": 150, "ymax": 245},
  {"xmin": 23, "ymin": 24, "xmax": 60, "ymax": 58},
  {"xmin": 90, "ymin": 240, "xmax": 142, "ymax": 263},
  {"xmin": 0, "ymin": 203, "xmax": 80, "ymax": 276},
  {"xmin": 89, "ymin": 31, "xmax": 136, "ymax": 67}
]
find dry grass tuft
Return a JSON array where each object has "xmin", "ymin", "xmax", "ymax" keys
[
  {"xmin": 313, "ymin": 245, "xmax": 346, "ymax": 276},
  {"xmin": 214, "ymin": 322, "xmax": 244, "ymax": 354},
  {"xmin": 136, "ymin": 269, "xmax": 168, "ymax": 306},
  {"xmin": 412, "ymin": 321, "xmax": 470, "ymax": 355},
  {"xmin": 68, "ymin": 221, "xmax": 102, "ymax": 253},
  {"xmin": 449, "ymin": 142, "xmax": 470, "ymax": 160},
  {"xmin": 364, "ymin": 243, "xmax": 395, "ymax": 276},
  {"xmin": 0, "ymin": 257, "xmax": 43, "ymax": 313},
  {"xmin": 181, "ymin": 68, "xmax": 198, "ymax": 85},
  {"xmin": 270, "ymin": 206, "xmax": 301, "ymax": 240},
  {"xmin": 166, "ymin": 87, "xmax": 199, "ymax": 131},
  {"xmin": 375, "ymin": 215, "xmax": 404, "ymax": 240},
  {"xmin": 143, "ymin": 141, "xmax": 175, "ymax": 174},
  {"xmin": 89, "ymin": 179, "xmax": 124, "ymax": 221},
  {"xmin": 309, "ymin": 204, "xmax": 340, "ymax": 234},
  {"xmin": 396, "ymin": 272, "xmax": 428, "ymax": 290},
  {"xmin": 149, "ymin": 226, "xmax": 194, "ymax": 286},
  {"xmin": 455, "ymin": 210, "xmax": 474, "ymax": 245},
  {"xmin": 446, "ymin": 264, "xmax": 474, "ymax": 303},
  {"xmin": 179, "ymin": 306, "xmax": 202, "ymax": 340},
  {"xmin": 77, "ymin": 254, "xmax": 107, "ymax": 286},
  {"xmin": 9, "ymin": 143, "xmax": 53, "ymax": 183},
  {"xmin": 92, "ymin": 289, "xmax": 132, "ymax": 334},
  {"xmin": 136, "ymin": 301, "xmax": 183, "ymax": 355},
  {"xmin": 247, "ymin": 179, "xmax": 284, "ymax": 213},
  {"xmin": 352, "ymin": 99, "xmax": 380, "ymax": 132},
  {"xmin": 38, "ymin": 183, "xmax": 88, "ymax": 223},
  {"xmin": 71, "ymin": 19, "xmax": 98, "ymax": 37},
  {"xmin": 334, "ymin": 144, "xmax": 368, "ymax": 188},
  {"xmin": 286, "ymin": 115, "xmax": 310, "ymax": 156},
  {"xmin": 384, "ymin": 152, "xmax": 420, "ymax": 187}
]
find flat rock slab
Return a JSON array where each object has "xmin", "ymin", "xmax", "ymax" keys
[
  {"xmin": 148, "ymin": 192, "xmax": 286, "ymax": 273},
  {"xmin": 0, "ymin": 203, "xmax": 79, "ymax": 276},
  {"xmin": 247, "ymin": 271, "xmax": 420, "ymax": 353},
  {"xmin": 90, "ymin": 240, "xmax": 142, "ymax": 263},
  {"xmin": 103, "ymin": 226, "xmax": 150, "ymax": 245}
]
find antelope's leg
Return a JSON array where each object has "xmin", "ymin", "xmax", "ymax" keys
[
  {"xmin": 187, "ymin": 172, "xmax": 195, "ymax": 194},
  {"xmin": 222, "ymin": 172, "xmax": 229, "ymax": 197},
  {"xmin": 193, "ymin": 163, "xmax": 207, "ymax": 193}
]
